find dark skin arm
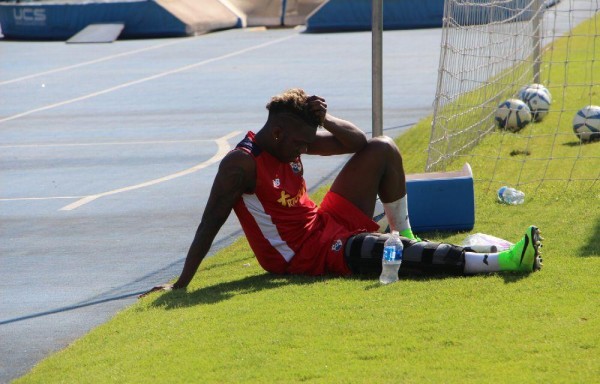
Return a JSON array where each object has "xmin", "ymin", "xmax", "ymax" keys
[
  {"xmin": 139, "ymin": 94, "xmax": 365, "ymax": 298},
  {"xmin": 139, "ymin": 150, "xmax": 255, "ymax": 297},
  {"xmin": 306, "ymin": 95, "xmax": 368, "ymax": 156}
]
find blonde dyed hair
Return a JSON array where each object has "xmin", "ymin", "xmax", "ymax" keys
[{"xmin": 266, "ymin": 88, "xmax": 320, "ymax": 127}]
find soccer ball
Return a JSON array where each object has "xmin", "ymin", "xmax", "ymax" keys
[
  {"xmin": 495, "ymin": 99, "xmax": 532, "ymax": 132},
  {"xmin": 518, "ymin": 83, "xmax": 552, "ymax": 103},
  {"xmin": 572, "ymin": 105, "xmax": 600, "ymax": 142},
  {"xmin": 519, "ymin": 87, "xmax": 551, "ymax": 122},
  {"xmin": 373, "ymin": 198, "xmax": 389, "ymax": 233}
]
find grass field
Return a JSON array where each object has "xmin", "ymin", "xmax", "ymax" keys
[{"xmin": 15, "ymin": 16, "xmax": 600, "ymax": 384}]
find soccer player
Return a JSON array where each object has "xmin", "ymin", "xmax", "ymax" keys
[{"xmin": 141, "ymin": 89, "xmax": 542, "ymax": 296}]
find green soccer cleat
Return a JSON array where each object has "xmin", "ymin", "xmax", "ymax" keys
[
  {"xmin": 498, "ymin": 225, "xmax": 544, "ymax": 272},
  {"xmin": 399, "ymin": 228, "xmax": 422, "ymax": 242}
]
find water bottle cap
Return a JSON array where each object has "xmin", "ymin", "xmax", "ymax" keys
[{"xmin": 390, "ymin": 230, "xmax": 400, "ymax": 236}]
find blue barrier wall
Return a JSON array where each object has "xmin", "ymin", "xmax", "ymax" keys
[
  {"xmin": 306, "ymin": 0, "xmax": 445, "ymax": 32},
  {"xmin": 0, "ymin": 0, "xmax": 308, "ymax": 40},
  {"xmin": 1, "ymin": 1, "xmax": 193, "ymax": 40},
  {"xmin": 0, "ymin": 1, "xmax": 185, "ymax": 40}
]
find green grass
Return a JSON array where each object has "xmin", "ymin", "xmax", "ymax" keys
[
  {"xmin": 15, "ymin": 207, "xmax": 599, "ymax": 383},
  {"xmin": 15, "ymin": 17, "xmax": 600, "ymax": 384},
  {"xmin": 16, "ymin": 125, "xmax": 600, "ymax": 382}
]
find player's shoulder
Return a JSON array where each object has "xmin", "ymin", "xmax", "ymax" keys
[
  {"xmin": 235, "ymin": 134, "xmax": 262, "ymax": 157},
  {"xmin": 221, "ymin": 147, "xmax": 256, "ymax": 171},
  {"xmin": 220, "ymin": 148, "xmax": 257, "ymax": 192}
]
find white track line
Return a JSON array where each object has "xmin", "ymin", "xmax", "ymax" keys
[
  {"xmin": 59, "ymin": 131, "xmax": 241, "ymax": 211},
  {"xmin": 0, "ymin": 34, "xmax": 297, "ymax": 125},
  {"xmin": 0, "ymin": 196, "xmax": 85, "ymax": 202},
  {"xmin": 0, "ymin": 138, "xmax": 214, "ymax": 149},
  {"xmin": 0, "ymin": 38, "xmax": 194, "ymax": 86}
]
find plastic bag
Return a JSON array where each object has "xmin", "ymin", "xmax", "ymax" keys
[{"xmin": 462, "ymin": 233, "xmax": 514, "ymax": 253}]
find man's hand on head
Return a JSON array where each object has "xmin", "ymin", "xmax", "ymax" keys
[{"xmin": 307, "ymin": 95, "xmax": 327, "ymax": 126}]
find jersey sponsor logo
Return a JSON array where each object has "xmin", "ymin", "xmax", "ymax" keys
[
  {"xmin": 331, "ymin": 239, "xmax": 343, "ymax": 252},
  {"xmin": 277, "ymin": 185, "xmax": 306, "ymax": 208},
  {"xmin": 290, "ymin": 161, "xmax": 302, "ymax": 174},
  {"xmin": 273, "ymin": 178, "xmax": 280, "ymax": 188}
]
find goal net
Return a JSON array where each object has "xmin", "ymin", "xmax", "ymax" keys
[{"xmin": 427, "ymin": 0, "xmax": 599, "ymax": 190}]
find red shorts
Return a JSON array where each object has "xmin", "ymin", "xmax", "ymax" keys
[{"xmin": 287, "ymin": 191, "xmax": 379, "ymax": 276}]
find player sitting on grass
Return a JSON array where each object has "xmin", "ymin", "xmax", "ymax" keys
[{"xmin": 141, "ymin": 88, "xmax": 542, "ymax": 296}]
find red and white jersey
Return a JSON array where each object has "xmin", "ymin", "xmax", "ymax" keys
[{"xmin": 233, "ymin": 131, "xmax": 319, "ymax": 274}]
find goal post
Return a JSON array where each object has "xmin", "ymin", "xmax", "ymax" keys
[
  {"xmin": 426, "ymin": 0, "xmax": 599, "ymax": 190},
  {"xmin": 372, "ymin": 0, "xmax": 384, "ymax": 137}
]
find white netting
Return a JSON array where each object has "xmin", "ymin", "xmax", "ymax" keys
[{"xmin": 427, "ymin": 0, "xmax": 599, "ymax": 189}]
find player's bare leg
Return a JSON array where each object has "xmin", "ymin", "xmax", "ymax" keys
[{"xmin": 330, "ymin": 136, "xmax": 419, "ymax": 240}]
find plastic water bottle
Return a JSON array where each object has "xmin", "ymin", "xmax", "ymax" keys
[
  {"xmin": 380, "ymin": 231, "xmax": 403, "ymax": 285},
  {"xmin": 497, "ymin": 186, "xmax": 525, "ymax": 205}
]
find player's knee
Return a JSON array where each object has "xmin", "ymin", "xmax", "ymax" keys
[
  {"xmin": 367, "ymin": 136, "xmax": 402, "ymax": 159},
  {"xmin": 368, "ymin": 135, "xmax": 395, "ymax": 148},
  {"xmin": 344, "ymin": 232, "xmax": 388, "ymax": 276}
]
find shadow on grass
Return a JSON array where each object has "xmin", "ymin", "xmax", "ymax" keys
[
  {"xmin": 358, "ymin": 269, "xmax": 464, "ymax": 290},
  {"xmin": 356, "ymin": 266, "xmax": 532, "ymax": 289},
  {"xmin": 579, "ymin": 215, "xmax": 600, "ymax": 257},
  {"xmin": 150, "ymin": 273, "xmax": 324, "ymax": 309},
  {"xmin": 150, "ymin": 247, "xmax": 541, "ymax": 309},
  {"xmin": 497, "ymin": 272, "xmax": 533, "ymax": 283},
  {"xmin": 562, "ymin": 138, "xmax": 600, "ymax": 147}
]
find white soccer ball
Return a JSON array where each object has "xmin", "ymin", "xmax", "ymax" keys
[
  {"xmin": 572, "ymin": 105, "xmax": 600, "ymax": 142},
  {"xmin": 519, "ymin": 87, "xmax": 551, "ymax": 122},
  {"xmin": 495, "ymin": 99, "xmax": 532, "ymax": 132},
  {"xmin": 518, "ymin": 83, "xmax": 552, "ymax": 103},
  {"xmin": 373, "ymin": 198, "xmax": 389, "ymax": 233}
]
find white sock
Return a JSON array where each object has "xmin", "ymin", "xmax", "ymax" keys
[
  {"xmin": 464, "ymin": 251, "xmax": 502, "ymax": 274},
  {"xmin": 383, "ymin": 196, "xmax": 411, "ymax": 233}
]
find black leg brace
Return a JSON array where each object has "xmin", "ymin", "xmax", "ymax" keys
[{"xmin": 344, "ymin": 233, "xmax": 465, "ymax": 276}]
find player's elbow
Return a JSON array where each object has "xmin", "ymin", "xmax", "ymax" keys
[{"xmin": 348, "ymin": 131, "xmax": 368, "ymax": 152}]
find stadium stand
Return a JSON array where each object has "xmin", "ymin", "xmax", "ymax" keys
[
  {"xmin": 306, "ymin": 0, "xmax": 444, "ymax": 32},
  {"xmin": 0, "ymin": 0, "xmax": 325, "ymax": 40}
]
